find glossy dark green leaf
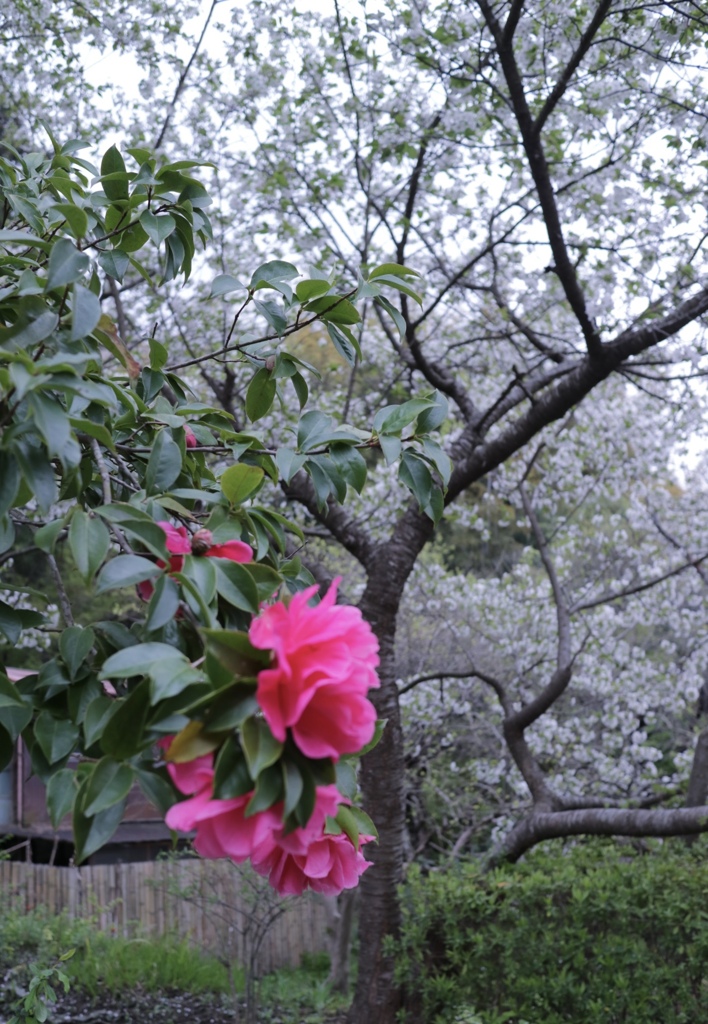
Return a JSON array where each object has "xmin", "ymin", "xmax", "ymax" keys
[
  {"xmin": 329, "ymin": 442, "xmax": 367, "ymax": 493},
  {"xmin": 60, "ymin": 625, "xmax": 95, "ymax": 680},
  {"xmin": 100, "ymin": 145, "xmax": 129, "ymax": 202},
  {"xmin": 71, "ymin": 283, "xmax": 101, "ymax": 340},
  {"xmin": 220, "ymin": 464, "xmax": 264, "ymax": 505},
  {"xmin": 214, "ymin": 560, "xmax": 259, "ymax": 613},
  {"xmin": 0, "ymin": 452, "xmax": 20, "ymax": 517},
  {"xmin": 145, "ymin": 574, "xmax": 181, "ymax": 632},
  {"xmin": 34, "ymin": 711, "xmax": 79, "ymax": 766},
  {"xmin": 213, "ymin": 738, "xmax": 253, "ymax": 799},
  {"xmin": 83, "ymin": 757, "xmax": 135, "ymax": 816},
  {"xmin": 305, "ymin": 295, "xmax": 360, "ymax": 325},
  {"xmin": 46, "ymin": 768, "xmax": 77, "ymax": 828},
  {"xmin": 241, "ymin": 716, "xmax": 283, "ymax": 780},
  {"xmin": 99, "ymin": 679, "xmax": 151, "ymax": 759},
  {"xmin": 54, "ymin": 203, "xmax": 88, "ymax": 239},
  {"xmin": 45, "ymin": 238, "xmax": 90, "ymax": 291},
  {"xmin": 95, "ymin": 555, "xmax": 161, "ymax": 593},
  {"xmin": 245, "ymin": 763, "xmax": 283, "ymax": 817},
  {"xmin": 68, "ymin": 508, "xmax": 109, "ymax": 584},
  {"xmin": 73, "ymin": 786, "xmax": 127, "ymax": 864},
  {"xmin": 145, "ymin": 429, "xmax": 183, "ymax": 494}
]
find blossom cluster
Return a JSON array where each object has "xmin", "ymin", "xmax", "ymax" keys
[
  {"xmin": 165, "ymin": 756, "xmax": 374, "ymax": 896},
  {"xmin": 162, "ymin": 574, "xmax": 380, "ymax": 896}
]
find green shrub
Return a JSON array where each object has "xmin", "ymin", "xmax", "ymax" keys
[{"xmin": 396, "ymin": 841, "xmax": 708, "ymax": 1024}]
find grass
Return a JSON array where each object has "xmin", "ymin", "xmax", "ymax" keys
[{"xmin": 0, "ymin": 903, "xmax": 347, "ymax": 1023}]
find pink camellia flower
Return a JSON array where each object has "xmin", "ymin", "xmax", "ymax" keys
[
  {"xmin": 248, "ymin": 578, "xmax": 380, "ymax": 760},
  {"xmin": 184, "ymin": 424, "xmax": 198, "ymax": 448},
  {"xmin": 252, "ymin": 830, "xmax": 374, "ymax": 897},
  {"xmin": 137, "ymin": 521, "xmax": 252, "ymax": 602}
]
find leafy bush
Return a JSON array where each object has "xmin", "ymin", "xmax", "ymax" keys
[{"xmin": 396, "ymin": 841, "xmax": 708, "ymax": 1024}]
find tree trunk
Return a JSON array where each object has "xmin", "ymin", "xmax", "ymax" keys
[
  {"xmin": 685, "ymin": 727, "xmax": 708, "ymax": 845},
  {"xmin": 347, "ymin": 554, "xmax": 413, "ymax": 1024},
  {"xmin": 326, "ymin": 889, "xmax": 357, "ymax": 994}
]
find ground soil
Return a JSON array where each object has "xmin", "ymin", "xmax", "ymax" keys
[{"xmin": 2, "ymin": 985, "xmax": 346, "ymax": 1024}]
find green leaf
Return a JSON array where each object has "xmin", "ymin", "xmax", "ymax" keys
[
  {"xmin": 16, "ymin": 442, "xmax": 58, "ymax": 512},
  {"xmin": 28, "ymin": 393, "xmax": 71, "ymax": 460},
  {"xmin": 149, "ymin": 338, "xmax": 168, "ymax": 370},
  {"xmin": 420, "ymin": 438, "xmax": 453, "ymax": 487},
  {"xmin": 97, "ymin": 249, "xmax": 130, "ymax": 283},
  {"xmin": 282, "ymin": 759, "xmax": 304, "ymax": 818},
  {"xmin": 375, "ymin": 294, "xmax": 406, "ymax": 337},
  {"xmin": 100, "ymin": 145, "xmax": 129, "ymax": 202},
  {"xmin": 69, "ymin": 510, "xmax": 110, "ymax": 583},
  {"xmin": 145, "ymin": 575, "xmax": 181, "ymax": 632},
  {"xmin": 275, "ymin": 446, "xmax": 306, "ymax": 483},
  {"xmin": 99, "ymin": 679, "xmax": 151, "ymax": 759},
  {"xmin": 220, "ymin": 464, "xmax": 264, "ymax": 505},
  {"xmin": 202, "ymin": 629, "xmax": 269, "ymax": 677},
  {"xmin": 34, "ymin": 712, "xmax": 79, "ymax": 766},
  {"xmin": 326, "ymin": 322, "xmax": 360, "ymax": 366},
  {"xmin": 0, "ymin": 229, "xmax": 51, "ymax": 251},
  {"xmin": 71, "ymin": 283, "xmax": 101, "ymax": 340},
  {"xmin": 358, "ymin": 719, "xmax": 387, "ymax": 757},
  {"xmin": 0, "ymin": 296, "xmax": 59, "ymax": 350},
  {"xmin": 370, "ymin": 273, "xmax": 422, "ymax": 304},
  {"xmin": 54, "ymin": 203, "xmax": 88, "ymax": 239},
  {"xmin": 213, "ymin": 738, "xmax": 253, "ymax": 799},
  {"xmin": 46, "ymin": 769, "xmax": 76, "ymax": 828},
  {"xmin": 291, "ymin": 371, "xmax": 308, "ymax": 409},
  {"xmin": 210, "ymin": 274, "xmax": 244, "ymax": 297},
  {"xmin": 0, "ymin": 515, "xmax": 13, "ymax": 555},
  {"xmin": 45, "ymin": 238, "xmax": 90, "ymax": 291},
  {"xmin": 181, "ymin": 554, "xmax": 218, "ymax": 606},
  {"xmin": 374, "ymin": 398, "xmax": 435, "ymax": 436},
  {"xmin": 329, "ymin": 442, "xmax": 367, "ymax": 493},
  {"xmin": 135, "ymin": 768, "xmax": 175, "ymax": 815},
  {"xmin": 145, "ymin": 429, "xmax": 183, "ymax": 494},
  {"xmin": 379, "ymin": 434, "xmax": 402, "ymax": 465},
  {"xmin": 253, "ymin": 297, "xmax": 287, "ymax": 334},
  {"xmin": 241, "ymin": 716, "xmax": 283, "ymax": 780},
  {"xmin": 214, "ymin": 560, "xmax": 259, "ymax": 613},
  {"xmin": 305, "ymin": 295, "xmax": 360, "ymax": 325},
  {"xmin": 416, "ymin": 390, "xmax": 449, "ymax": 433},
  {"xmin": 60, "ymin": 625, "xmax": 95, "ymax": 680},
  {"xmin": 139, "ymin": 209, "xmax": 175, "ymax": 246},
  {"xmin": 244, "ymin": 562, "xmax": 282, "ymax": 603},
  {"xmin": 250, "ymin": 260, "xmax": 298, "ymax": 290},
  {"xmin": 369, "ymin": 262, "xmax": 419, "ymax": 279},
  {"xmin": 0, "ymin": 599, "xmax": 43, "ymax": 644},
  {"xmin": 245, "ymin": 369, "xmax": 276, "ymax": 422},
  {"xmin": 245, "ymin": 763, "xmax": 283, "ymax": 816},
  {"xmin": 0, "ymin": 451, "xmax": 20, "ymax": 517},
  {"xmin": 96, "ymin": 555, "xmax": 161, "ymax": 593},
  {"xmin": 102, "ymin": 642, "xmax": 188, "ymax": 678},
  {"xmin": 295, "ymin": 279, "xmax": 331, "ymax": 302},
  {"xmin": 34, "ymin": 517, "xmax": 65, "ymax": 553},
  {"xmin": 73, "ymin": 784, "xmax": 127, "ymax": 864},
  {"xmin": 399, "ymin": 450, "xmax": 433, "ymax": 510},
  {"xmin": 335, "ymin": 760, "xmax": 358, "ymax": 801},
  {"xmin": 83, "ymin": 757, "xmax": 134, "ymax": 816}
]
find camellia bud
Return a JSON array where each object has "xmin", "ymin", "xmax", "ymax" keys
[
  {"xmin": 184, "ymin": 424, "xmax": 198, "ymax": 448},
  {"xmin": 191, "ymin": 528, "xmax": 214, "ymax": 555},
  {"xmin": 264, "ymin": 355, "xmax": 276, "ymax": 372}
]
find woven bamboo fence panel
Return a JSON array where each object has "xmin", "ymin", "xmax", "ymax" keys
[{"xmin": 0, "ymin": 859, "xmax": 332, "ymax": 974}]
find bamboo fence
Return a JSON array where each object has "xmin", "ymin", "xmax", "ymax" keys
[{"xmin": 0, "ymin": 858, "xmax": 332, "ymax": 974}]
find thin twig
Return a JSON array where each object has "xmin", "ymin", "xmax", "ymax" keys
[{"xmin": 47, "ymin": 554, "xmax": 74, "ymax": 627}]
